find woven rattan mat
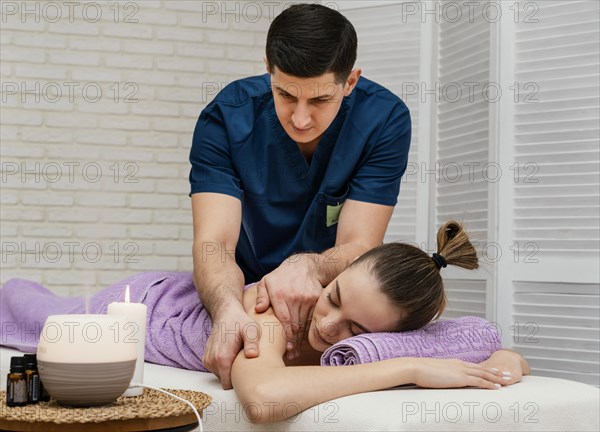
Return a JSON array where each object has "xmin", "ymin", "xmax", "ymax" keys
[{"xmin": 0, "ymin": 388, "xmax": 211, "ymax": 432}]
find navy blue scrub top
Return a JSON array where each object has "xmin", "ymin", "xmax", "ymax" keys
[{"xmin": 189, "ymin": 74, "xmax": 411, "ymax": 284}]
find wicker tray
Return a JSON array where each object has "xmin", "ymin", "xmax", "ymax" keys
[{"xmin": 0, "ymin": 388, "xmax": 211, "ymax": 432}]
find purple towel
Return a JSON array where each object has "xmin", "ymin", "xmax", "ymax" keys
[
  {"xmin": 0, "ymin": 272, "xmax": 216, "ymax": 372},
  {"xmin": 320, "ymin": 316, "xmax": 502, "ymax": 366}
]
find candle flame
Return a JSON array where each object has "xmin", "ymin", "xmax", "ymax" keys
[{"xmin": 125, "ymin": 285, "xmax": 130, "ymax": 303}]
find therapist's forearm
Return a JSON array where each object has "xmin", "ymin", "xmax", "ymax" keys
[
  {"xmin": 302, "ymin": 241, "xmax": 375, "ymax": 286},
  {"xmin": 193, "ymin": 240, "xmax": 245, "ymax": 319}
]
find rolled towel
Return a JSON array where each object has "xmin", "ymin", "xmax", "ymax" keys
[{"xmin": 320, "ymin": 316, "xmax": 502, "ymax": 366}]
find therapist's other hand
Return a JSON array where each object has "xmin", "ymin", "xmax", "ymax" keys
[
  {"xmin": 255, "ymin": 253, "xmax": 322, "ymax": 359},
  {"xmin": 202, "ymin": 302, "xmax": 260, "ymax": 389}
]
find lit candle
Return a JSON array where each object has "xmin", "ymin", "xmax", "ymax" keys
[{"xmin": 107, "ymin": 285, "xmax": 147, "ymax": 397}]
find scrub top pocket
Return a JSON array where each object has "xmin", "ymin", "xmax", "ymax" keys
[{"xmin": 310, "ymin": 187, "xmax": 349, "ymax": 245}]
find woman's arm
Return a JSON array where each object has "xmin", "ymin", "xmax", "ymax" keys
[{"xmin": 230, "ymin": 303, "xmax": 506, "ymax": 423}]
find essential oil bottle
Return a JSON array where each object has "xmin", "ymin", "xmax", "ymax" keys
[
  {"xmin": 31, "ymin": 354, "xmax": 51, "ymax": 402},
  {"xmin": 23, "ymin": 354, "xmax": 40, "ymax": 404},
  {"xmin": 6, "ymin": 356, "xmax": 28, "ymax": 407}
]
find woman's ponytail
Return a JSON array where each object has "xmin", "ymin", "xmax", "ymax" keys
[{"xmin": 434, "ymin": 220, "xmax": 478, "ymax": 271}]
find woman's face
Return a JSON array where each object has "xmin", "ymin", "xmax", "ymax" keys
[{"xmin": 308, "ymin": 263, "xmax": 402, "ymax": 352}]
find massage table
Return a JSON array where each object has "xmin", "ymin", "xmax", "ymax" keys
[{"xmin": 1, "ymin": 346, "xmax": 598, "ymax": 431}]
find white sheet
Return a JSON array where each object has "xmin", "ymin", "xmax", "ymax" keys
[{"xmin": 1, "ymin": 347, "xmax": 598, "ymax": 431}]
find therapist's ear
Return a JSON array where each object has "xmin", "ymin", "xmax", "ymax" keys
[
  {"xmin": 263, "ymin": 56, "xmax": 270, "ymax": 74},
  {"xmin": 343, "ymin": 68, "xmax": 362, "ymax": 97}
]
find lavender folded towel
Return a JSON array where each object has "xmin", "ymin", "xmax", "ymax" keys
[
  {"xmin": 0, "ymin": 272, "xmax": 215, "ymax": 372},
  {"xmin": 320, "ymin": 316, "xmax": 502, "ymax": 366}
]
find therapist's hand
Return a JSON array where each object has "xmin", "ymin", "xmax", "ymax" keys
[
  {"xmin": 254, "ymin": 254, "xmax": 322, "ymax": 359},
  {"xmin": 202, "ymin": 301, "xmax": 260, "ymax": 389}
]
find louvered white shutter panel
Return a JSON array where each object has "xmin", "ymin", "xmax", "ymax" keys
[
  {"xmin": 338, "ymin": 1, "xmax": 421, "ymax": 242},
  {"xmin": 506, "ymin": 0, "xmax": 600, "ymax": 386},
  {"xmin": 435, "ymin": 1, "xmax": 491, "ymax": 318},
  {"xmin": 513, "ymin": 0, "xmax": 599, "ymax": 270},
  {"xmin": 512, "ymin": 281, "xmax": 599, "ymax": 385}
]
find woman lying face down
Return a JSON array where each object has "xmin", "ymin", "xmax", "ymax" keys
[
  {"xmin": 229, "ymin": 220, "xmax": 530, "ymax": 423},
  {"xmin": 0, "ymin": 219, "xmax": 529, "ymax": 424}
]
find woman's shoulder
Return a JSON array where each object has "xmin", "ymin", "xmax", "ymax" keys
[{"xmin": 241, "ymin": 284, "xmax": 322, "ymax": 366}]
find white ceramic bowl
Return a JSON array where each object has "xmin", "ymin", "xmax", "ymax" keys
[{"xmin": 37, "ymin": 314, "xmax": 137, "ymax": 407}]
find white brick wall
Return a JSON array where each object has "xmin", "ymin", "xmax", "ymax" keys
[{"xmin": 0, "ymin": 0, "xmax": 283, "ymax": 295}]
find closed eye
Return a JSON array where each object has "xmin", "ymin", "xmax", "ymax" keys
[
  {"xmin": 327, "ymin": 290, "xmax": 359, "ymax": 336},
  {"xmin": 326, "ymin": 291, "xmax": 337, "ymax": 307}
]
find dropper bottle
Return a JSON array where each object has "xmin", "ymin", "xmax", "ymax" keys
[
  {"xmin": 23, "ymin": 353, "xmax": 40, "ymax": 404},
  {"xmin": 6, "ymin": 356, "xmax": 28, "ymax": 407}
]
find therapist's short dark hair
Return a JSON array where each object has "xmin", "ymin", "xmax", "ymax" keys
[{"xmin": 266, "ymin": 4, "xmax": 357, "ymax": 83}]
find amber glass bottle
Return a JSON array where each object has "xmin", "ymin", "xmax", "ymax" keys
[
  {"xmin": 6, "ymin": 356, "xmax": 28, "ymax": 407},
  {"xmin": 23, "ymin": 354, "xmax": 40, "ymax": 404}
]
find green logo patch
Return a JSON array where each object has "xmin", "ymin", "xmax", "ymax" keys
[{"xmin": 326, "ymin": 203, "xmax": 344, "ymax": 227}]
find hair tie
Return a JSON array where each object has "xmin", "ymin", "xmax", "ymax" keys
[{"xmin": 432, "ymin": 253, "xmax": 447, "ymax": 269}]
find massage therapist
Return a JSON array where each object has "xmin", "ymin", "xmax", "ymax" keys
[{"xmin": 189, "ymin": 4, "xmax": 411, "ymax": 389}]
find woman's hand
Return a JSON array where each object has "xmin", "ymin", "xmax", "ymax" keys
[
  {"xmin": 411, "ymin": 358, "xmax": 506, "ymax": 390},
  {"xmin": 479, "ymin": 349, "xmax": 530, "ymax": 386}
]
